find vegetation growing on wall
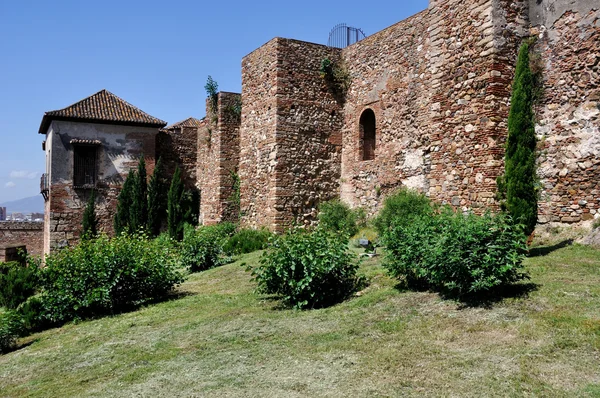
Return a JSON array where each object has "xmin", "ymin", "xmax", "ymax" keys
[
  {"xmin": 114, "ymin": 169, "xmax": 135, "ymax": 235},
  {"xmin": 205, "ymin": 76, "xmax": 219, "ymax": 122},
  {"xmin": 320, "ymin": 57, "xmax": 350, "ymax": 103}
]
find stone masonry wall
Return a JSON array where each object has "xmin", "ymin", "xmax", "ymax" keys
[
  {"xmin": 157, "ymin": 125, "xmax": 200, "ymax": 191},
  {"xmin": 340, "ymin": 0, "xmax": 528, "ymax": 215},
  {"xmin": 273, "ymin": 39, "xmax": 343, "ymax": 230},
  {"xmin": 197, "ymin": 92, "xmax": 241, "ymax": 225},
  {"xmin": 240, "ymin": 38, "xmax": 343, "ymax": 231},
  {"xmin": 240, "ymin": 39, "xmax": 280, "ymax": 230},
  {"xmin": 533, "ymin": 7, "xmax": 600, "ymax": 223},
  {"xmin": 0, "ymin": 222, "xmax": 43, "ymax": 258}
]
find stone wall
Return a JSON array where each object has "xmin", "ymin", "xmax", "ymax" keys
[
  {"xmin": 240, "ymin": 38, "xmax": 343, "ymax": 231},
  {"xmin": 534, "ymin": 7, "xmax": 600, "ymax": 223},
  {"xmin": 198, "ymin": 92, "xmax": 241, "ymax": 225},
  {"xmin": 0, "ymin": 222, "xmax": 43, "ymax": 258},
  {"xmin": 340, "ymin": 0, "xmax": 528, "ymax": 215},
  {"xmin": 157, "ymin": 125, "xmax": 200, "ymax": 191},
  {"xmin": 240, "ymin": 39, "xmax": 280, "ymax": 230}
]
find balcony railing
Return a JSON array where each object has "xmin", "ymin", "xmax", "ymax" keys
[{"xmin": 40, "ymin": 173, "xmax": 49, "ymax": 201}]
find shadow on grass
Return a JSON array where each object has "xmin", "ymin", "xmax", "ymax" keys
[
  {"xmin": 393, "ymin": 280, "xmax": 539, "ymax": 309},
  {"xmin": 454, "ymin": 282, "xmax": 539, "ymax": 309},
  {"xmin": 528, "ymin": 239, "xmax": 573, "ymax": 257}
]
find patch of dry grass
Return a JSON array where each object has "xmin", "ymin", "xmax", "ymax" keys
[{"xmin": 1, "ymin": 244, "xmax": 599, "ymax": 397}]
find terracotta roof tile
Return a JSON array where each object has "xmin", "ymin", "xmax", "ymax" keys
[
  {"xmin": 164, "ymin": 117, "xmax": 205, "ymax": 130},
  {"xmin": 39, "ymin": 89, "xmax": 166, "ymax": 134}
]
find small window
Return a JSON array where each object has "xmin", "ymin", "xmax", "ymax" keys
[
  {"xmin": 73, "ymin": 145, "xmax": 98, "ymax": 187},
  {"xmin": 360, "ymin": 109, "xmax": 376, "ymax": 161}
]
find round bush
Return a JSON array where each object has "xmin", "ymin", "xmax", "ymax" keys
[
  {"xmin": 252, "ymin": 228, "xmax": 364, "ymax": 309},
  {"xmin": 383, "ymin": 208, "xmax": 529, "ymax": 297},
  {"xmin": 373, "ymin": 188, "xmax": 433, "ymax": 236},
  {"xmin": 40, "ymin": 233, "xmax": 184, "ymax": 323},
  {"xmin": 317, "ymin": 199, "xmax": 360, "ymax": 239}
]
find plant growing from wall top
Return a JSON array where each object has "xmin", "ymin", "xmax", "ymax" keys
[
  {"xmin": 204, "ymin": 75, "xmax": 219, "ymax": 122},
  {"xmin": 320, "ymin": 57, "xmax": 350, "ymax": 104},
  {"xmin": 147, "ymin": 157, "xmax": 167, "ymax": 237},
  {"xmin": 167, "ymin": 166, "xmax": 185, "ymax": 241},
  {"xmin": 129, "ymin": 156, "xmax": 148, "ymax": 232},
  {"xmin": 81, "ymin": 189, "xmax": 98, "ymax": 240},
  {"xmin": 501, "ymin": 41, "xmax": 538, "ymax": 236},
  {"xmin": 114, "ymin": 169, "xmax": 136, "ymax": 235}
]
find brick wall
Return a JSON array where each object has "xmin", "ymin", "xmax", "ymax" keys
[
  {"xmin": 157, "ymin": 125, "xmax": 200, "ymax": 191},
  {"xmin": 0, "ymin": 222, "xmax": 43, "ymax": 258}
]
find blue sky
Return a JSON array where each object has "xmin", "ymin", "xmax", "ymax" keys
[{"xmin": 0, "ymin": 0, "xmax": 428, "ymax": 203}]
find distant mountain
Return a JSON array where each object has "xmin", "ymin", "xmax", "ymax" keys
[{"xmin": 0, "ymin": 195, "xmax": 44, "ymax": 214}]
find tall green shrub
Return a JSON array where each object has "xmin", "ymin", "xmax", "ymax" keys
[
  {"xmin": 181, "ymin": 224, "xmax": 231, "ymax": 272},
  {"xmin": 167, "ymin": 166, "xmax": 185, "ymax": 240},
  {"xmin": 0, "ymin": 263, "xmax": 38, "ymax": 310},
  {"xmin": 82, "ymin": 189, "xmax": 98, "ymax": 239},
  {"xmin": 130, "ymin": 157, "xmax": 148, "ymax": 232},
  {"xmin": 505, "ymin": 42, "xmax": 538, "ymax": 236},
  {"xmin": 147, "ymin": 157, "xmax": 167, "ymax": 237},
  {"xmin": 114, "ymin": 169, "xmax": 136, "ymax": 235}
]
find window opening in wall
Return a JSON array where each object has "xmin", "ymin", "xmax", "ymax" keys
[
  {"xmin": 360, "ymin": 109, "xmax": 376, "ymax": 161},
  {"xmin": 73, "ymin": 145, "xmax": 98, "ymax": 187}
]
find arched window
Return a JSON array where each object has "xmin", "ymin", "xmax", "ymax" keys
[{"xmin": 360, "ymin": 109, "xmax": 376, "ymax": 161}]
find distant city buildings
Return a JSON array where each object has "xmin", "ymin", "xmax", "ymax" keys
[
  {"xmin": 0, "ymin": 207, "xmax": 6, "ymax": 221},
  {"xmin": 3, "ymin": 212, "xmax": 44, "ymax": 222}
]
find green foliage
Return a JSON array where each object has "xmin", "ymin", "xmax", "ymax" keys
[
  {"xmin": 147, "ymin": 157, "xmax": 167, "ymax": 237},
  {"xmin": 0, "ymin": 311, "xmax": 22, "ymax": 354},
  {"xmin": 130, "ymin": 156, "xmax": 148, "ymax": 232},
  {"xmin": 205, "ymin": 75, "xmax": 219, "ymax": 115},
  {"xmin": 182, "ymin": 189, "xmax": 200, "ymax": 228},
  {"xmin": 320, "ymin": 57, "xmax": 350, "ymax": 102},
  {"xmin": 228, "ymin": 170, "xmax": 241, "ymax": 221},
  {"xmin": 0, "ymin": 262, "xmax": 38, "ymax": 310},
  {"xmin": 39, "ymin": 233, "xmax": 184, "ymax": 323},
  {"xmin": 82, "ymin": 189, "xmax": 98, "ymax": 239},
  {"xmin": 382, "ymin": 208, "xmax": 529, "ymax": 298},
  {"xmin": 114, "ymin": 169, "xmax": 135, "ymax": 235},
  {"xmin": 167, "ymin": 166, "xmax": 185, "ymax": 240},
  {"xmin": 223, "ymin": 228, "xmax": 272, "ymax": 255},
  {"xmin": 317, "ymin": 199, "xmax": 359, "ymax": 239},
  {"xmin": 373, "ymin": 188, "xmax": 433, "ymax": 235},
  {"xmin": 505, "ymin": 42, "xmax": 538, "ymax": 236},
  {"xmin": 252, "ymin": 228, "xmax": 364, "ymax": 309},
  {"xmin": 181, "ymin": 223, "xmax": 235, "ymax": 272}
]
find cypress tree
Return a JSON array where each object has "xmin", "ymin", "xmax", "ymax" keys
[
  {"xmin": 505, "ymin": 42, "xmax": 538, "ymax": 236},
  {"xmin": 82, "ymin": 190, "xmax": 98, "ymax": 240},
  {"xmin": 130, "ymin": 156, "xmax": 148, "ymax": 232},
  {"xmin": 114, "ymin": 169, "xmax": 136, "ymax": 235},
  {"xmin": 167, "ymin": 166, "xmax": 184, "ymax": 240},
  {"xmin": 147, "ymin": 157, "xmax": 166, "ymax": 237}
]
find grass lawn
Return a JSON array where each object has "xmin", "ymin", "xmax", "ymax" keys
[{"xmin": 1, "ymin": 243, "xmax": 599, "ymax": 397}]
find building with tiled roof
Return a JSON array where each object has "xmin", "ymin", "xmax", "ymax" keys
[
  {"xmin": 39, "ymin": 89, "xmax": 166, "ymax": 134},
  {"xmin": 39, "ymin": 90, "xmax": 166, "ymax": 254},
  {"xmin": 164, "ymin": 117, "xmax": 205, "ymax": 131}
]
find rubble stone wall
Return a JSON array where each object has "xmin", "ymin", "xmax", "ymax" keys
[
  {"xmin": 533, "ymin": 7, "xmax": 600, "ymax": 223},
  {"xmin": 0, "ymin": 222, "xmax": 43, "ymax": 258},
  {"xmin": 198, "ymin": 92, "xmax": 241, "ymax": 225},
  {"xmin": 340, "ymin": 0, "xmax": 528, "ymax": 215},
  {"xmin": 272, "ymin": 39, "xmax": 343, "ymax": 230},
  {"xmin": 157, "ymin": 125, "xmax": 200, "ymax": 191},
  {"xmin": 240, "ymin": 39, "xmax": 280, "ymax": 230}
]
